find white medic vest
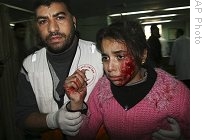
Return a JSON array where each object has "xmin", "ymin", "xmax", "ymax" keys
[{"xmin": 23, "ymin": 39, "xmax": 103, "ymax": 113}]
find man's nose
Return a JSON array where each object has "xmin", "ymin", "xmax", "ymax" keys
[{"xmin": 48, "ymin": 20, "xmax": 59, "ymax": 33}]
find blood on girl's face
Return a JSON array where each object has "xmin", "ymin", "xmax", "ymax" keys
[
  {"xmin": 120, "ymin": 57, "xmax": 136, "ymax": 82},
  {"xmin": 101, "ymin": 39, "xmax": 138, "ymax": 86}
]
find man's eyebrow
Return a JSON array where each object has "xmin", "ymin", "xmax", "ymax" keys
[
  {"xmin": 53, "ymin": 12, "xmax": 66, "ymax": 17},
  {"xmin": 36, "ymin": 16, "xmax": 46, "ymax": 21},
  {"xmin": 36, "ymin": 12, "xmax": 66, "ymax": 20}
]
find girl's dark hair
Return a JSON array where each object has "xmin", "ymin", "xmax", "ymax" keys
[
  {"xmin": 33, "ymin": 0, "xmax": 73, "ymax": 15},
  {"xmin": 96, "ymin": 20, "xmax": 149, "ymax": 66}
]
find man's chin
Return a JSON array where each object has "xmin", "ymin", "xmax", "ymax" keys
[{"xmin": 46, "ymin": 45, "xmax": 65, "ymax": 54}]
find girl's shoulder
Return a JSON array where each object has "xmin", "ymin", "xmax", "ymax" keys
[{"xmin": 145, "ymin": 68, "xmax": 189, "ymax": 111}]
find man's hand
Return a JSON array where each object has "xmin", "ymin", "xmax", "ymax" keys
[
  {"xmin": 64, "ymin": 69, "xmax": 87, "ymax": 110},
  {"xmin": 152, "ymin": 117, "xmax": 182, "ymax": 140},
  {"xmin": 46, "ymin": 104, "xmax": 83, "ymax": 136}
]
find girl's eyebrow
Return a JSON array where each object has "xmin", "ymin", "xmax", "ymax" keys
[
  {"xmin": 101, "ymin": 53, "xmax": 107, "ymax": 56},
  {"xmin": 102, "ymin": 50, "xmax": 127, "ymax": 55},
  {"xmin": 112, "ymin": 50, "xmax": 127, "ymax": 54}
]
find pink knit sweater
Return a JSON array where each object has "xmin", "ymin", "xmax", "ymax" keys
[{"xmin": 75, "ymin": 69, "xmax": 190, "ymax": 140}]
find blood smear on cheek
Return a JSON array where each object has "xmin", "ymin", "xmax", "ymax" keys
[{"xmin": 121, "ymin": 57, "xmax": 135, "ymax": 77}]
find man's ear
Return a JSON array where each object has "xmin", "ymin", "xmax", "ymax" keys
[{"xmin": 73, "ymin": 16, "xmax": 76, "ymax": 28}]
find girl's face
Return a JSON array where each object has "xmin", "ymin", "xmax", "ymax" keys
[{"xmin": 101, "ymin": 38, "xmax": 142, "ymax": 86}]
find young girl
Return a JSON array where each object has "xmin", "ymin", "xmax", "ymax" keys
[{"xmin": 65, "ymin": 20, "xmax": 190, "ymax": 140}]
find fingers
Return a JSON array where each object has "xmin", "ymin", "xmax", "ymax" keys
[
  {"xmin": 64, "ymin": 111, "xmax": 81, "ymax": 119},
  {"xmin": 152, "ymin": 132, "xmax": 174, "ymax": 140},
  {"xmin": 152, "ymin": 117, "xmax": 181, "ymax": 140},
  {"xmin": 61, "ymin": 112, "xmax": 83, "ymax": 135},
  {"xmin": 167, "ymin": 117, "xmax": 180, "ymax": 132},
  {"xmin": 64, "ymin": 69, "xmax": 87, "ymax": 94},
  {"xmin": 157, "ymin": 118, "xmax": 180, "ymax": 137},
  {"xmin": 152, "ymin": 130, "xmax": 174, "ymax": 140},
  {"xmin": 63, "ymin": 129, "xmax": 79, "ymax": 136},
  {"xmin": 70, "ymin": 69, "xmax": 87, "ymax": 88},
  {"xmin": 64, "ymin": 113, "xmax": 83, "ymax": 126}
]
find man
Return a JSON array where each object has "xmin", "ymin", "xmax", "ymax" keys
[
  {"xmin": 15, "ymin": 0, "xmax": 103, "ymax": 139},
  {"xmin": 169, "ymin": 29, "xmax": 190, "ymax": 88},
  {"xmin": 147, "ymin": 24, "xmax": 162, "ymax": 68}
]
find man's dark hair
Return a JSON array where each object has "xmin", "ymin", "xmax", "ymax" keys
[{"xmin": 33, "ymin": 0, "xmax": 73, "ymax": 15}]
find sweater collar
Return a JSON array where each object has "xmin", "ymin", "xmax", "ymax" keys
[{"xmin": 111, "ymin": 66, "xmax": 157, "ymax": 110}]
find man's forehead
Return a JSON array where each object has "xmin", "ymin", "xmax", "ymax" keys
[{"xmin": 35, "ymin": 2, "xmax": 68, "ymax": 17}]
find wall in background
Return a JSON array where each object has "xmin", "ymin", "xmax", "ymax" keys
[
  {"xmin": 77, "ymin": 16, "xmax": 108, "ymax": 42},
  {"xmin": 77, "ymin": 16, "xmax": 190, "ymax": 43}
]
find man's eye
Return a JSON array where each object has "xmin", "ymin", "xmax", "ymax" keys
[
  {"xmin": 56, "ymin": 16, "xmax": 65, "ymax": 20},
  {"xmin": 37, "ymin": 19, "xmax": 47, "ymax": 25}
]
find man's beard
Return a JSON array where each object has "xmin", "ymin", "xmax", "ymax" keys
[{"xmin": 42, "ymin": 27, "xmax": 75, "ymax": 54}]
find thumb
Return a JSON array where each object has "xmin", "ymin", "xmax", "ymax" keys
[
  {"xmin": 167, "ymin": 117, "xmax": 180, "ymax": 131},
  {"xmin": 64, "ymin": 111, "xmax": 82, "ymax": 120}
]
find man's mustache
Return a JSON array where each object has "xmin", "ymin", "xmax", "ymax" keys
[{"xmin": 46, "ymin": 32, "xmax": 66, "ymax": 41}]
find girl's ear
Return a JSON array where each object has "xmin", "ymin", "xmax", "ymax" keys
[{"xmin": 141, "ymin": 49, "xmax": 147, "ymax": 64}]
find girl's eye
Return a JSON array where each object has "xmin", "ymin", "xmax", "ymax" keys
[
  {"xmin": 117, "ymin": 55, "xmax": 125, "ymax": 60},
  {"xmin": 102, "ymin": 56, "xmax": 109, "ymax": 62}
]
